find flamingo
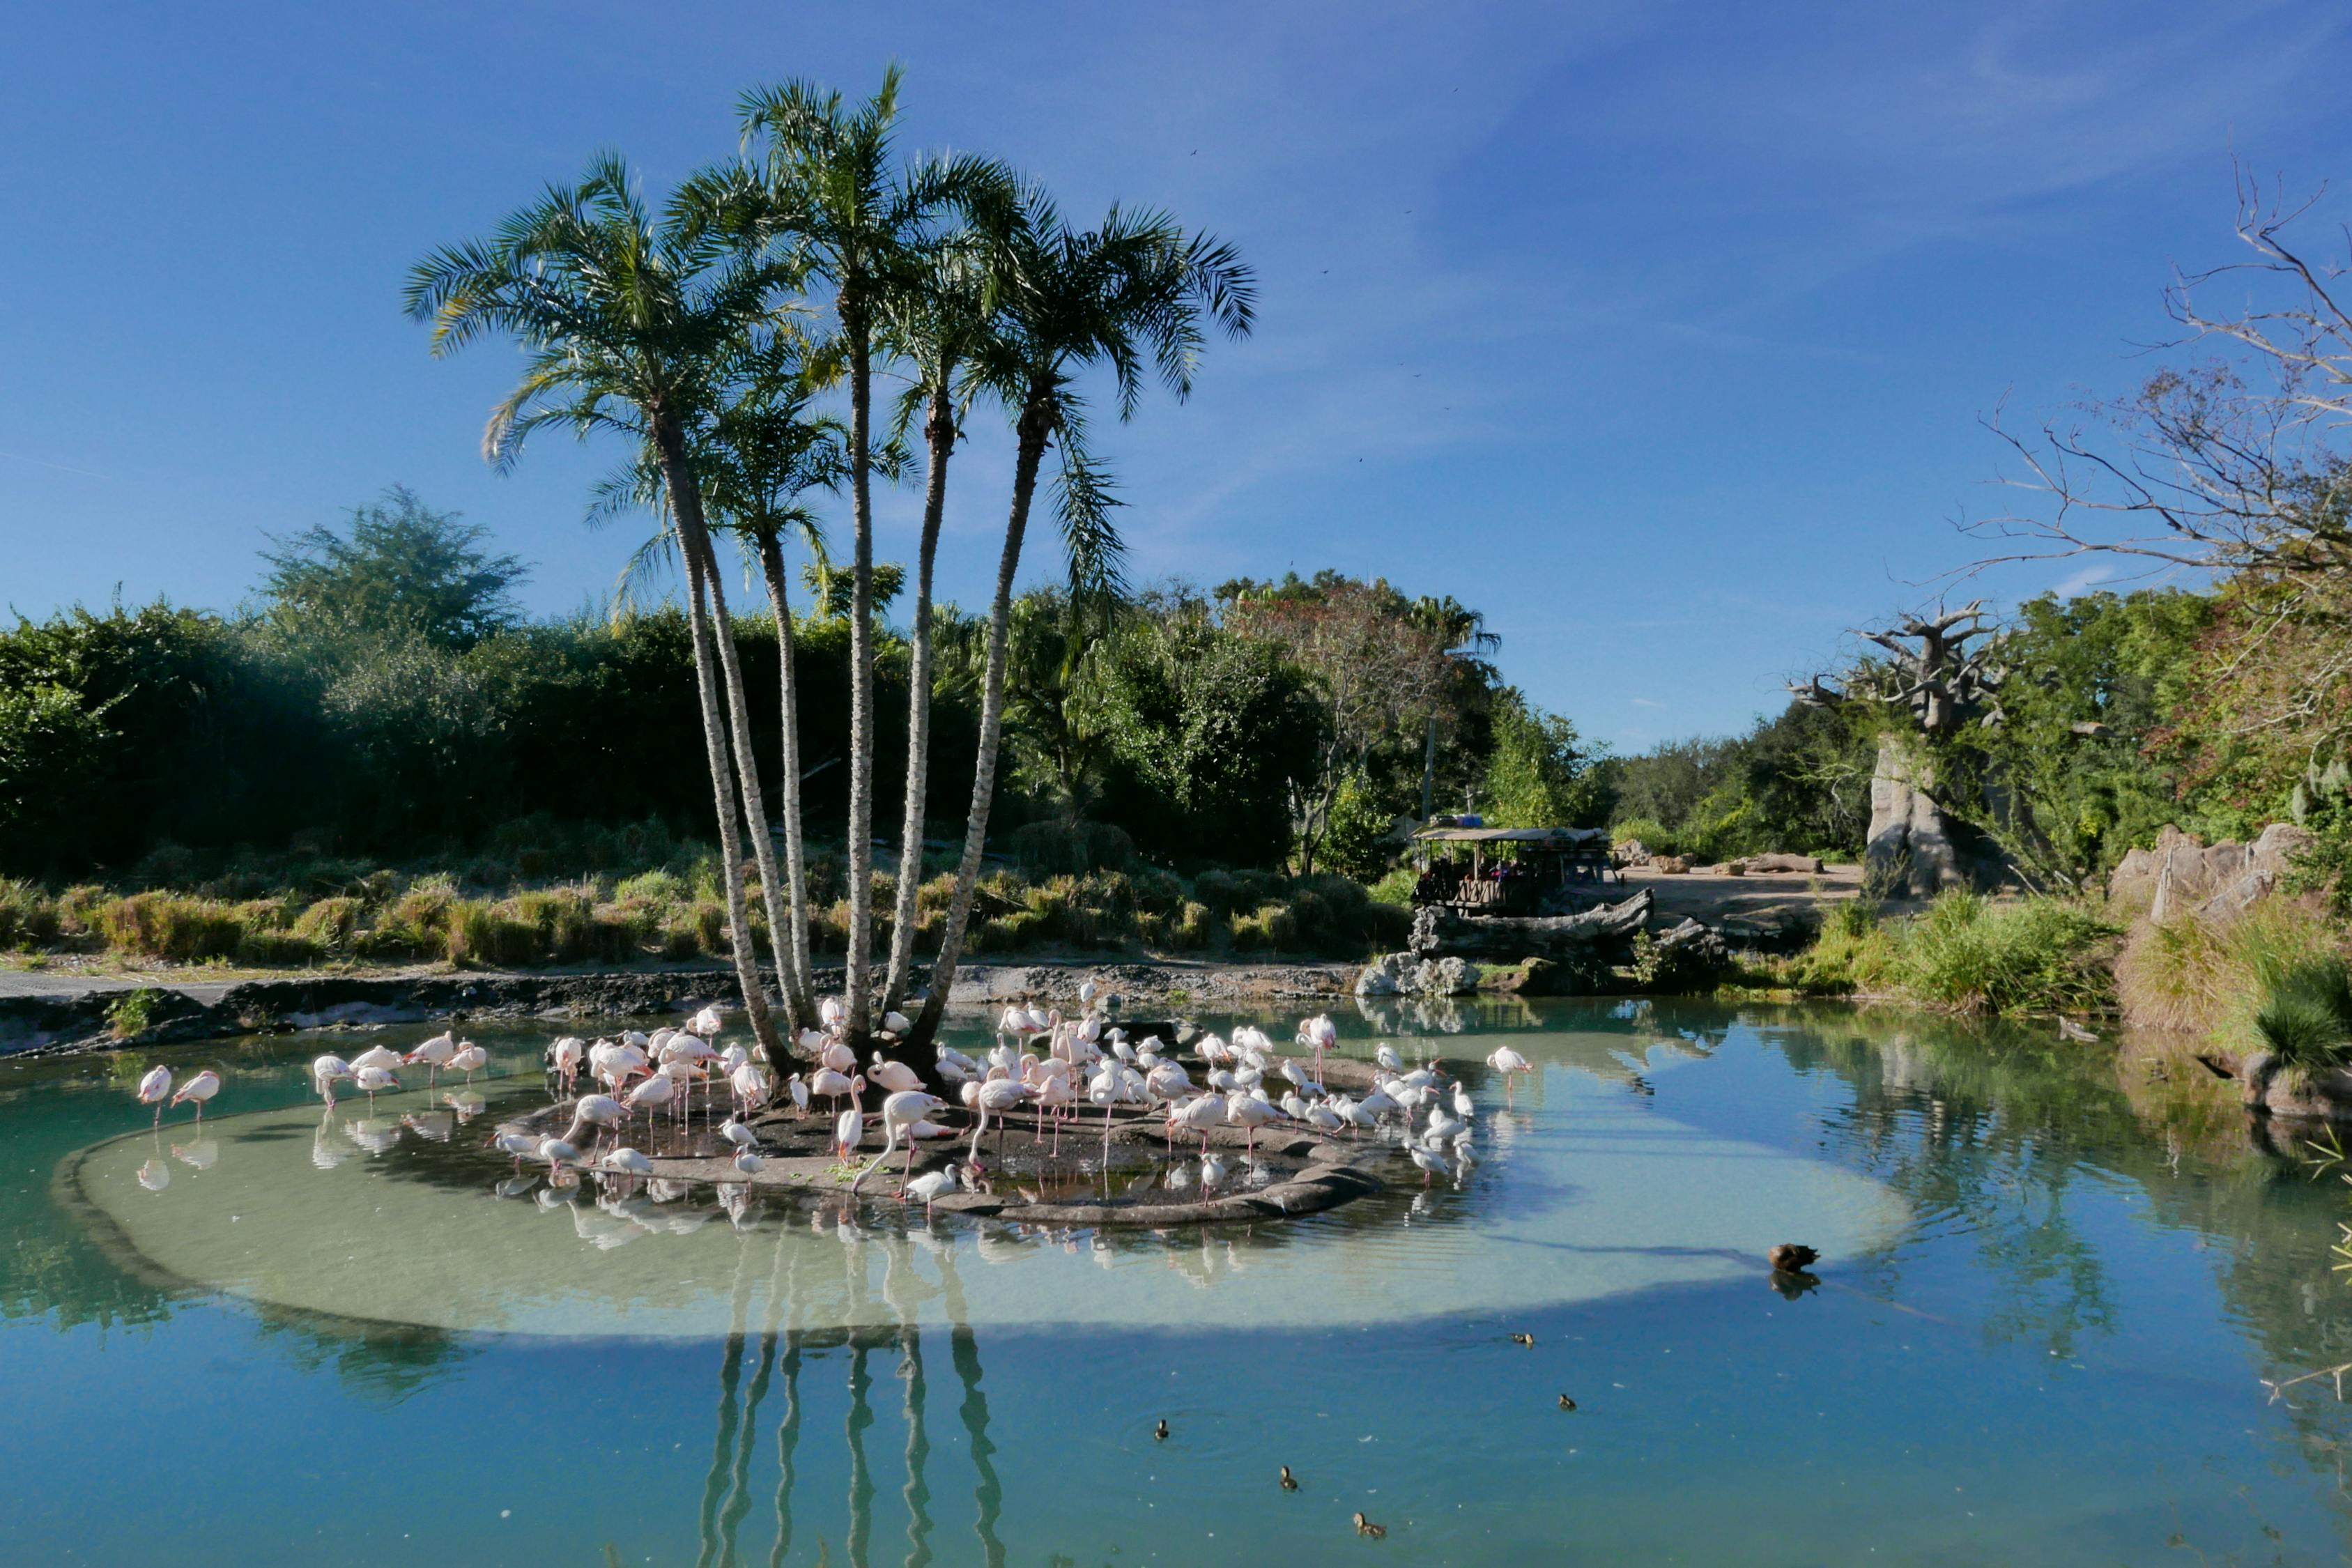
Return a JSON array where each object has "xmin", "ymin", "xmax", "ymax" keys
[
  {"xmin": 405, "ymin": 1032, "xmax": 457, "ymax": 1085},
  {"xmin": 868, "ymin": 1053, "xmax": 925, "ymax": 1094},
  {"xmin": 969, "ymin": 1075, "xmax": 1030, "ymax": 1158},
  {"xmin": 882, "ymin": 1009, "xmax": 913, "ymax": 1036},
  {"xmin": 808, "ymin": 1068, "xmax": 863, "ymax": 1119},
  {"xmin": 169, "ymin": 1070, "xmax": 222, "ymax": 1123},
  {"xmin": 548, "ymin": 1036, "xmax": 585, "ymax": 1093},
  {"xmin": 351, "ymin": 1043, "xmax": 403, "ymax": 1077},
  {"xmin": 689, "ymin": 1004, "xmax": 724, "ymax": 1037},
  {"xmin": 563, "ymin": 1093, "xmax": 623, "ymax": 1151},
  {"xmin": 1200, "ymin": 1152, "xmax": 1228, "ymax": 1192},
  {"xmin": 819, "ymin": 995, "xmax": 847, "ymax": 1034},
  {"xmin": 730, "ymin": 1061, "xmax": 771, "ymax": 1117},
  {"xmin": 310, "ymin": 1055, "xmax": 353, "ymax": 1109},
  {"xmin": 353, "ymin": 1065, "xmax": 398, "ymax": 1110},
  {"xmin": 448, "ymin": 1043, "xmax": 489, "ymax": 1083},
  {"xmin": 1227, "ymin": 1093, "xmax": 1279, "ymax": 1159},
  {"xmin": 1031, "ymin": 1073, "xmax": 1075, "ymax": 1153},
  {"xmin": 854, "ymin": 1090, "xmax": 948, "ymax": 1189},
  {"xmin": 623, "ymin": 1070, "xmax": 675, "ymax": 1138},
  {"xmin": 134, "ymin": 1066, "xmax": 172, "ymax": 1127},
  {"xmin": 1168, "ymin": 1093, "xmax": 1227, "ymax": 1154},
  {"xmin": 1488, "ymin": 1045, "xmax": 1532, "ymax": 1075},
  {"xmin": 1296, "ymin": 1013, "xmax": 1338, "ymax": 1079},
  {"xmin": 819, "ymin": 1039, "xmax": 857, "ymax": 1074}
]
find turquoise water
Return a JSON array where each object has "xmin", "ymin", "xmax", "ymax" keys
[{"xmin": 6, "ymin": 999, "xmax": 2352, "ymax": 1565}]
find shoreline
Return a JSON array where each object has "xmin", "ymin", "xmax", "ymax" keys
[{"xmin": 0, "ymin": 957, "xmax": 1363, "ymax": 1056}]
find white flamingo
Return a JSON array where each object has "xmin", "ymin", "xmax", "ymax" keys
[
  {"xmin": 134, "ymin": 1066, "xmax": 172, "ymax": 1127},
  {"xmin": 311, "ymin": 1055, "xmax": 352, "ymax": 1109},
  {"xmin": 170, "ymin": 1070, "xmax": 222, "ymax": 1123},
  {"xmin": 868, "ymin": 1053, "xmax": 925, "ymax": 1094},
  {"xmin": 1227, "ymin": 1093, "xmax": 1279, "ymax": 1158},
  {"xmin": 448, "ymin": 1043, "xmax": 489, "ymax": 1083},
  {"xmin": 548, "ymin": 1036, "xmax": 585, "ymax": 1092},
  {"xmin": 563, "ymin": 1093, "xmax": 623, "ymax": 1151},
  {"xmin": 353, "ymin": 1065, "xmax": 398, "ymax": 1109},
  {"xmin": 406, "ymin": 1032, "xmax": 457, "ymax": 1085}
]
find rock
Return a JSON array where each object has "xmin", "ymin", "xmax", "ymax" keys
[
  {"xmin": 2237, "ymin": 1050, "xmax": 2279, "ymax": 1109},
  {"xmin": 1652, "ymin": 855, "xmax": 1691, "ymax": 875},
  {"xmin": 2261, "ymin": 1065, "xmax": 2352, "ymax": 1123},
  {"xmin": 1613, "ymin": 838, "xmax": 1652, "ymax": 867},
  {"xmin": 1353, "ymin": 953, "xmax": 1417, "ymax": 997},
  {"xmin": 2124, "ymin": 822, "xmax": 2316, "ymax": 922},
  {"xmin": 1746, "ymin": 853, "xmax": 1824, "ymax": 874},
  {"xmin": 1719, "ymin": 859, "xmax": 1748, "ymax": 877},
  {"xmin": 1411, "ymin": 956, "xmax": 1475, "ymax": 997}
]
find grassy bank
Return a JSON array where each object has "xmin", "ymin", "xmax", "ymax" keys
[
  {"xmin": 1723, "ymin": 891, "xmax": 2123, "ymax": 1015},
  {"xmin": 0, "ymin": 848, "xmax": 1410, "ymax": 974}
]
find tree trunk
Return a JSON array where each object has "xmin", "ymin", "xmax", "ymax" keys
[
  {"xmin": 654, "ymin": 431, "xmax": 779, "ymax": 1056},
  {"xmin": 908, "ymin": 403, "xmax": 1050, "ymax": 1052},
  {"xmin": 884, "ymin": 381, "xmax": 955, "ymax": 1013},
  {"xmin": 755, "ymin": 532, "xmax": 817, "ymax": 1025},
  {"xmin": 688, "ymin": 525, "xmax": 801, "ymax": 1038},
  {"xmin": 845, "ymin": 328, "xmax": 877, "ymax": 1040},
  {"xmin": 1865, "ymin": 732, "xmax": 1962, "ymax": 899}
]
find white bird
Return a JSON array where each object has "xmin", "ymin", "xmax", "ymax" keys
[
  {"xmin": 169, "ymin": 1070, "xmax": 222, "ymax": 1123},
  {"xmin": 902, "ymin": 1167, "xmax": 956, "ymax": 1217},
  {"xmin": 548, "ymin": 1036, "xmax": 585, "ymax": 1092},
  {"xmin": 882, "ymin": 1010, "xmax": 914, "ymax": 1036},
  {"xmin": 731, "ymin": 1061, "xmax": 772, "ymax": 1116},
  {"xmin": 819, "ymin": 996, "xmax": 847, "ymax": 1033},
  {"xmin": 1427, "ymin": 1106, "xmax": 1466, "ymax": 1142},
  {"xmin": 309, "ymin": 1055, "xmax": 353, "ymax": 1109},
  {"xmin": 1487, "ymin": 1045, "xmax": 1532, "ymax": 1075},
  {"xmin": 733, "ymin": 1148, "xmax": 763, "ymax": 1178},
  {"xmin": 353, "ymin": 1065, "xmax": 398, "ymax": 1109},
  {"xmin": 601, "ymin": 1146, "xmax": 654, "ymax": 1176},
  {"xmin": 623, "ymin": 1071, "xmax": 675, "ymax": 1126},
  {"xmin": 351, "ymin": 1043, "xmax": 403, "ymax": 1076},
  {"xmin": 1376, "ymin": 1044, "xmax": 1404, "ymax": 1073},
  {"xmin": 868, "ymin": 1054, "xmax": 925, "ymax": 1094},
  {"xmin": 969, "ymin": 1075, "xmax": 1030, "ymax": 1156},
  {"xmin": 405, "ymin": 1032, "xmax": 457, "ymax": 1084},
  {"xmin": 564, "ymin": 1093, "xmax": 623, "ymax": 1149},
  {"xmin": 689, "ymin": 1004, "xmax": 725, "ymax": 1037},
  {"xmin": 135, "ymin": 1066, "xmax": 173, "ymax": 1126},
  {"xmin": 448, "ymin": 1043, "xmax": 489, "ymax": 1082},
  {"xmin": 1227, "ymin": 1093, "xmax": 1280, "ymax": 1157},
  {"xmin": 491, "ymin": 1129, "xmax": 539, "ymax": 1171},
  {"xmin": 808, "ymin": 1068, "xmax": 862, "ymax": 1118},
  {"xmin": 538, "ymin": 1136, "xmax": 581, "ymax": 1176},
  {"xmin": 787, "ymin": 1072, "xmax": 810, "ymax": 1116},
  {"xmin": 834, "ymin": 1106, "xmax": 865, "ymax": 1162},
  {"xmin": 1450, "ymin": 1081, "xmax": 1476, "ymax": 1119},
  {"xmin": 1168, "ymin": 1093, "xmax": 1228, "ymax": 1153},
  {"xmin": 858, "ymin": 1090, "xmax": 949, "ymax": 1187},
  {"xmin": 720, "ymin": 1119, "xmax": 760, "ymax": 1153},
  {"xmin": 820, "ymin": 1040, "xmax": 858, "ymax": 1074},
  {"xmin": 1409, "ymin": 1140, "xmax": 1452, "ymax": 1185},
  {"xmin": 1200, "ymin": 1152, "xmax": 1229, "ymax": 1192}
]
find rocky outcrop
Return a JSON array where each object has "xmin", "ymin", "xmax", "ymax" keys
[
  {"xmin": 1408, "ymin": 889, "xmax": 1655, "ymax": 959},
  {"xmin": 2109, "ymin": 822, "xmax": 2316, "ymax": 921},
  {"xmin": 1354, "ymin": 952, "xmax": 1476, "ymax": 998}
]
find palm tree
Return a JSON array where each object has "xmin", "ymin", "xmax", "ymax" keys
[
  {"xmin": 720, "ymin": 68, "xmax": 1006, "ymax": 1042},
  {"xmin": 906, "ymin": 190, "xmax": 1254, "ymax": 1050},
  {"xmin": 404, "ymin": 153, "xmax": 789, "ymax": 1059},
  {"xmin": 700, "ymin": 366, "xmax": 848, "ymax": 1025},
  {"xmin": 877, "ymin": 217, "xmax": 1001, "ymax": 1013}
]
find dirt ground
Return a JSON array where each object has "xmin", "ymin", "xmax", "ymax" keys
[{"xmin": 1615, "ymin": 861, "xmax": 1867, "ymax": 939}]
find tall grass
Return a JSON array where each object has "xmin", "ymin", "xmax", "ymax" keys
[
  {"xmin": 2251, "ymin": 955, "xmax": 2352, "ymax": 1070},
  {"xmin": 1767, "ymin": 892, "xmax": 2117, "ymax": 1015}
]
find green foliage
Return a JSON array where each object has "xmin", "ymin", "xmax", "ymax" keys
[
  {"xmin": 1603, "ymin": 700, "xmax": 1872, "ymax": 863},
  {"xmin": 97, "ymin": 893, "xmax": 246, "ymax": 962},
  {"xmin": 1316, "ymin": 771, "xmax": 1397, "ymax": 882},
  {"xmin": 0, "ymin": 879, "xmax": 59, "ymax": 948},
  {"xmin": 1886, "ymin": 893, "xmax": 2117, "ymax": 1014},
  {"xmin": 1483, "ymin": 688, "xmax": 1610, "ymax": 830},
  {"xmin": 255, "ymin": 487, "xmax": 526, "ymax": 655},
  {"xmin": 2252, "ymin": 955, "xmax": 2352, "ymax": 1069},
  {"xmin": 105, "ymin": 987, "xmax": 165, "ymax": 1039}
]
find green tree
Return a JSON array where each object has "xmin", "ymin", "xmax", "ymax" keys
[
  {"xmin": 1483, "ymin": 689, "xmax": 1608, "ymax": 830},
  {"xmin": 256, "ymin": 487, "xmax": 525, "ymax": 654},
  {"xmin": 909, "ymin": 191, "xmax": 1254, "ymax": 1049},
  {"xmin": 405, "ymin": 151, "xmax": 791, "ymax": 1055}
]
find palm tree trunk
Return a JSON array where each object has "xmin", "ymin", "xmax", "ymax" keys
[
  {"xmin": 845, "ymin": 330, "xmax": 877, "ymax": 1040},
  {"xmin": 755, "ymin": 532, "xmax": 818, "ymax": 1025},
  {"xmin": 688, "ymin": 525, "xmax": 802, "ymax": 1038},
  {"xmin": 656, "ymin": 433, "xmax": 779, "ymax": 1056},
  {"xmin": 884, "ymin": 382, "xmax": 955, "ymax": 1014},
  {"xmin": 909, "ymin": 405, "xmax": 1048, "ymax": 1051}
]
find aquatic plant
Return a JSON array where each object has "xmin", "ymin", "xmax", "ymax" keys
[{"xmin": 2252, "ymin": 956, "xmax": 2352, "ymax": 1070}]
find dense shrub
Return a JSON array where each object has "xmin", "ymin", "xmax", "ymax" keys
[{"xmin": 97, "ymin": 893, "xmax": 247, "ymax": 962}]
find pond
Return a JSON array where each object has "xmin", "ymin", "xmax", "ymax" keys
[{"xmin": 6, "ymin": 998, "xmax": 2351, "ymax": 1565}]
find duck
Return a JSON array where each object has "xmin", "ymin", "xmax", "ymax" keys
[
  {"xmin": 1153, "ymin": 1419, "xmax": 1169, "ymax": 1441},
  {"xmin": 1353, "ymin": 1513, "xmax": 1386, "ymax": 1538},
  {"xmin": 1509, "ymin": 1332, "xmax": 1535, "ymax": 1347},
  {"xmin": 1558, "ymin": 1394, "xmax": 1577, "ymax": 1411},
  {"xmin": 1279, "ymin": 1465, "xmax": 1299, "ymax": 1491},
  {"xmin": 1768, "ymin": 1243, "xmax": 1820, "ymax": 1273}
]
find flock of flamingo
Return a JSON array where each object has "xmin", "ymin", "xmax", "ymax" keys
[{"xmin": 126, "ymin": 983, "xmax": 1540, "ymax": 1222}]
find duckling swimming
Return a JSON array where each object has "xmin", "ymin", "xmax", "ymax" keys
[
  {"xmin": 1558, "ymin": 1394, "xmax": 1577, "ymax": 1411},
  {"xmin": 1509, "ymin": 1332, "xmax": 1535, "ymax": 1346},
  {"xmin": 1767, "ymin": 1243, "xmax": 1820, "ymax": 1273},
  {"xmin": 1153, "ymin": 1418, "xmax": 1169, "ymax": 1441},
  {"xmin": 1353, "ymin": 1512, "xmax": 1387, "ymax": 1538},
  {"xmin": 1279, "ymin": 1465, "xmax": 1298, "ymax": 1491}
]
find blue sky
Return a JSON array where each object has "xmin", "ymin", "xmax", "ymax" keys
[{"xmin": 5, "ymin": 1, "xmax": 2347, "ymax": 751}]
